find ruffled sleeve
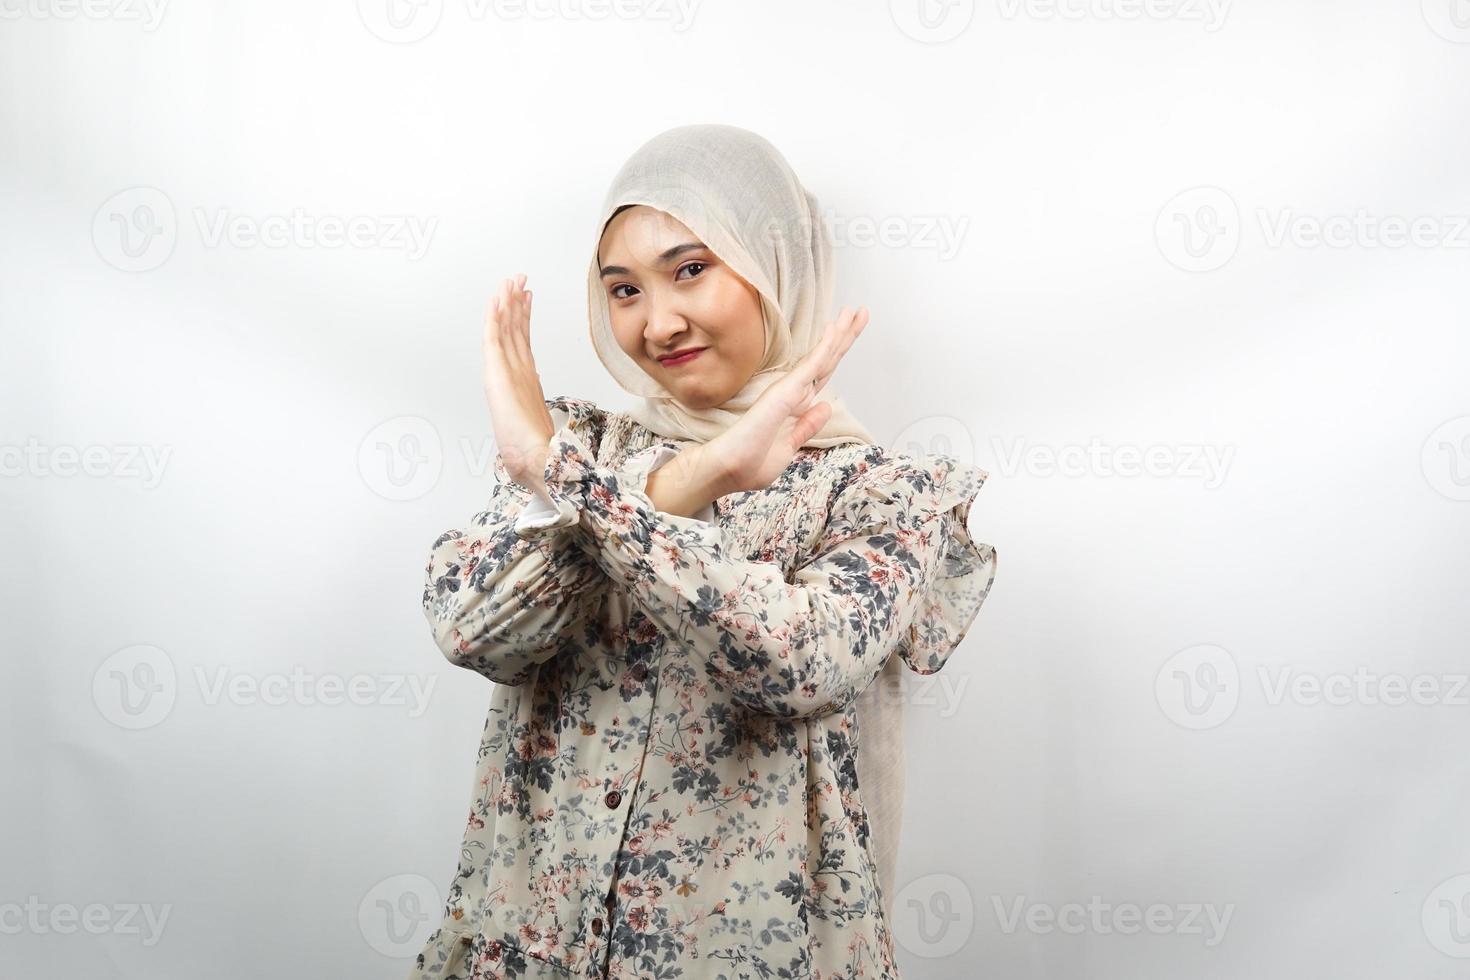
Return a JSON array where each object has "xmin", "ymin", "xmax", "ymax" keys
[
  {"xmin": 846, "ymin": 453, "xmax": 996, "ymax": 675},
  {"xmin": 420, "ymin": 396, "xmax": 612, "ymax": 686}
]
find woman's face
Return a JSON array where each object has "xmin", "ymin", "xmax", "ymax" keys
[{"xmin": 597, "ymin": 205, "xmax": 766, "ymax": 411}]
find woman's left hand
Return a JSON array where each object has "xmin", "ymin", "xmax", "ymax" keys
[{"xmin": 707, "ymin": 305, "xmax": 870, "ymax": 496}]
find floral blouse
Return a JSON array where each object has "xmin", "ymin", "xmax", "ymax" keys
[{"xmin": 411, "ymin": 395, "xmax": 996, "ymax": 979}]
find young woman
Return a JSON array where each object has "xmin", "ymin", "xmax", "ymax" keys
[{"xmin": 411, "ymin": 124, "xmax": 996, "ymax": 979}]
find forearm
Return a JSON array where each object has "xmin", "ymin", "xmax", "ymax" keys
[
  {"xmin": 423, "ymin": 506, "xmax": 611, "ymax": 687},
  {"xmin": 642, "ymin": 442, "xmax": 730, "ymax": 520},
  {"xmin": 522, "ymin": 428, "xmax": 947, "ymax": 717}
]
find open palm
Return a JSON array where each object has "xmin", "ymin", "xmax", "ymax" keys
[{"xmin": 711, "ymin": 306, "xmax": 870, "ymax": 495}]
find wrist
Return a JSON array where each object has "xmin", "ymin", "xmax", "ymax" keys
[
  {"xmin": 687, "ymin": 442, "xmax": 737, "ymax": 500},
  {"xmin": 643, "ymin": 443, "xmax": 729, "ymax": 518}
]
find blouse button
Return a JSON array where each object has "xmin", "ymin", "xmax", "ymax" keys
[
  {"xmin": 629, "ymin": 663, "xmax": 647, "ymax": 682},
  {"xmin": 604, "ymin": 789, "xmax": 622, "ymax": 808},
  {"xmin": 591, "ymin": 916, "xmax": 604, "ymax": 936}
]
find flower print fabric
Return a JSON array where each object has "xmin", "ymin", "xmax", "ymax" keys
[{"xmin": 411, "ymin": 395, "xmax": 997, "ymax": 980}]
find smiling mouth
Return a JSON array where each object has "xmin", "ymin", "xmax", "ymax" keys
[{"xmin": 658, "ymin": 348, "xmax": 706, "ymax": 367}]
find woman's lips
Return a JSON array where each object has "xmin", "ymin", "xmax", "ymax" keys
[{"xmin": 658, "ymin": 347, "xmax": 705, "ymax": 367}]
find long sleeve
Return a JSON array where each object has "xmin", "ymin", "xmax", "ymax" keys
[
  {"xmin": 421, "ymin": 408, "xmax": 609, "ymax": 687},
  {"xmin": 517, "ymin": 426, "xmax": 989, "ymax": 719}
]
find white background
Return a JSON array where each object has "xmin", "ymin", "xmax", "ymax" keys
[{"xmin": 3, "ymin": 1, "xmax": 1469, "ymax": 977}]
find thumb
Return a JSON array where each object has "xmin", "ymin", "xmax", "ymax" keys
[{"xmin": 790, "ymin": 401, "xmax": 833, "ymax": 449}]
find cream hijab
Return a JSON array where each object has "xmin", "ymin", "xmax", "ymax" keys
[{"xmin": 585, "ymin": 123, "xmax": 876, "ymax": 449}]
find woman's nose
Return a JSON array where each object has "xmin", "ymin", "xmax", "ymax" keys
[{"xmin": 644, "ymin": 298, "xmax": 690, "ymax": 347}]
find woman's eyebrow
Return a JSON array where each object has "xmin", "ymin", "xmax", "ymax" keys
[{"xmin": 600, "ymin": 241, "xmax": 706, "ymax": 278}]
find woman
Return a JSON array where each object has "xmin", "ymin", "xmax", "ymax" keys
[{"xmin": 411, "ymin": 124, "xmax": 996, "ymax": 979}]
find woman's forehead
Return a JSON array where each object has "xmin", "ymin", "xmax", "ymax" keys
[{"xmin": 599, "ymin": 206, "xmax": 705, "ymax": 266}]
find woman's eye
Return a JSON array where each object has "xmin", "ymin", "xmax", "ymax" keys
[
  {"xmin": 610, "ymin": 284, "xmax": 638, "ymax": 300},
  {"xmin": 676, "ymin": 261, "xmax": 706, "ymax": 281}
]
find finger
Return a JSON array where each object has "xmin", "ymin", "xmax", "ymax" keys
[
  {"xmin": 806, "ymin": 307, "xmax": 856, "ymax": 381},
  {"xmin": 820, "ymin": 306, "xmax": 866, "ymax": 373}
]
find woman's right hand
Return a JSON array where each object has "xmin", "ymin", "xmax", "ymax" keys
[
  {"xmin": 707, "ymin": 306, "xmax": 870, "ymax": 495},
  {"xmin": 482, "ymin": 273, "xmax": 557, "ymax": 492}
]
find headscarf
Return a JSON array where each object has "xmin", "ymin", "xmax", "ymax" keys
[{"xmin": 585, "ymin": 123, "xmax": 876, "ymax": 449}]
